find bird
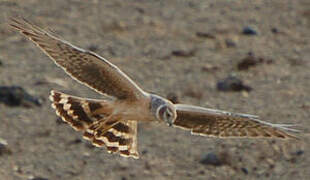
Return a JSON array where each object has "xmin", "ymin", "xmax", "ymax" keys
[{"xmin": 10, "ymin": 18, "xmax": 300, "ymax": 159}]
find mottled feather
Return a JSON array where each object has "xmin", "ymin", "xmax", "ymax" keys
[
  {"xmin": 50, "ymin": 90, "xmax": 139, "ymax": 158},
  {"xmin": 10, "ymin": 18, "xmax": 145, "ymax": 100},
  {"xmin": 174, "ymin": 104, "xmax": 299, "ymax": 139}
]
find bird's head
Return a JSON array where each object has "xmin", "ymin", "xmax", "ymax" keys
[{"xmin": 150, "ymin": 94, "xmax": 177, "ymax": 126}]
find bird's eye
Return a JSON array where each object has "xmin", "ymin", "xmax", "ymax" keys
[
  {"xmin": 165, "ymin": 110, "xmax": 172, "ymax": 119},
  {"xmin": 156, "ymin": 105, "xmax": 175, "ymax": 126},
  {"xmin": 158, "ymin": 105, "xmax": 167, "ymax": 120}
]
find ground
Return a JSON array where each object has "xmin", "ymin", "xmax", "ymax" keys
[{"xmin": 0, "ymin": 0, "xmax": 309, "ymax": 180}]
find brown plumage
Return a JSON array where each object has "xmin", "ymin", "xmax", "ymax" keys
[
  {"xmin": 50, "ymin": 91, "xmax": 139, "ymax": 158},
  {"xmin": 10, "ymin": 17, "xmax": 300, "ymax": 159}
]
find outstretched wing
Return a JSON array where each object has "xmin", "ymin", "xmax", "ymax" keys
[
  {"xmin": 10, "ymin": 18, "xmax": 146, "ymax": 100},
  {"xmin": 173, "ymin": 104, "xmax": 299, "ymax": 139}
]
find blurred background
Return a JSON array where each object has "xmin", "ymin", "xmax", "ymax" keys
[{"xmin": 0, "ymin": 0, "xmax": 309, "ymax": 179}]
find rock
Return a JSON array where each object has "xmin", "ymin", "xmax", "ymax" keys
[
  {"xmin": 87, "ymin": 44, "xmax": 98, "ymax": 52},
  {"xmin": 225, "ymin": 38, "xmax": 237, "ymax": 48},
  {"xmin": 271, "ymin": 28, "xmax": 278, "ymax": 34},
  {"xmin": 0, "ymin": 138, "xmax": 12, "ymax": 156},
  {"xmin": 184, "ymin": 88, "xmax": 203, "ymax": 99},
  {"xmin": 166, "ymin": 92, "xmax": 179, "ymax": 104},
  {"xmin": 217, "ymin": 76, "xmax": 252, "ymax": 92},
  {"xmin": 0, "ymin": 59, "xmax": 2, "ymax": 66},
  {"xmin": 242, "ymin": 26, "xmax": 258, "ymax": 35},
  {"xmin": 29, "ymin": 177, "xmax": 49, "ymax": 180},
  {"xmin": 237, "ymin": 54, "xmax": 259, "ymax": 70},
  {"xmin": 237, "ymin": 53, "xmax": 273, "ymax": 70},
  {"xmin": 295, "ymin": 150, "xmax": 304, "ymax": 156},
  {"xmin": 241, "ymin": 167, "xmax": 248, "ymax": 175},
  {"xmin": 171, "ymin": 49, "xmax": 195, "ymax": 57},
  {"xmin": 68, "ymin": 138, "xmax": 82, "ymax": 145},
  {"xmin": 0, "ymin": 86, "xmax": 42, "ymax": 107},
  {"xmin": 199, "ymin": 152, "xmax": 223, "ymax": 166},
  {"xmin": 201, "ymin": 63, "xmax": 219, "ymax": 72},
  {"xmin": 195, "ymin": 32, "xmax": 216, "ymax": 39}
]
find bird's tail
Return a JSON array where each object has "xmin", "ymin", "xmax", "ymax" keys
[{"xmin": 49, "ymin": 90, "xmax": 139, "ymax": 158}]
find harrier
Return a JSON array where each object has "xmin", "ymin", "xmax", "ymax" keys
[{"xmin": 10, "ymin": 18, "xmax": 299, "ymax": 159}]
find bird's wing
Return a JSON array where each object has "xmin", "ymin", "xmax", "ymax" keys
[
  {"xmin": 173, "ymin": 104, "xmax": 299, "ymax": 139},
  {"xmin": 10, "ymin": 18, "xmax": 146, "ymax": 100},
  {"xmin": 84, "ymin": 120, "xmax": 139, "ymax": 159}
]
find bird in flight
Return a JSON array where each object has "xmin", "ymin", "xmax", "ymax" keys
[{"xmin": 10, "ymin": 18, "xmax": 300, "ymax": 159}]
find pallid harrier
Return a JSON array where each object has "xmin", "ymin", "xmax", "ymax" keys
[{"xmin": 10, "ymin": 18, "xmax": 299, "ymax": 159}]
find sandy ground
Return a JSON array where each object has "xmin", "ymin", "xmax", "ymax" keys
[{"xmin": 0, "ymin": 0, "xmax": 310, "ymax": 179}]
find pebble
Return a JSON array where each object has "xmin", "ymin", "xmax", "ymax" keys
[
  {"xmin": 87, "ymin": 44, "xmax": 98, "ymax": 52},
  {"xmin": 225, "ymin": 38, "xmax": 237, "ymax": 47},
  {"xmin": 237, "ymin": 54, "xmax": 259, "ymax": 70},
  {"xmin": 171, "ymin": 49, "xmax": 195, "ymax": 57},
  {"xmin": 184, "ymin": 88, "xmax": 203, "ymax": 99},
  {"xmin": 237, "ymin": 53, "xmax": 273, "ymax": 71},
  {"xmin": 0, "ymin": 86, "xmax": 42, "ymax": 107},
  {"xmin": 166, "ymin": 92, "xmax": 179, "ymax": 104},
  {"xmin": 271, "ymin": 28, "xmax": 278, "ymax": 34},
  {"xmin": 201, "ymin": 63, "xmax": 219, "ymax": 72},
  {"xmin": 0, "ymin": 138, "xmax": 12, "ymax": 156},
  {"xmin": 195, "ymin": 32, "xmax": 216, "ymax": 39},
  {"xmin": 242, "ymin": 26, "xmax": 258, "ymax": 35},
  {"xmin": 199, "ymin": 152, "xmax": 223, "ymax": 166},
  {"xmin": 217, "ymin": 76, "xmax": 252, "ymax": 92},
  {"xmin": 241, "ymin": 167, "xmax": 249, "ymax": 175},
  {"xmin": 29, "ymin": 177, "xmax": 49, "ymax": 180},
  {"xmin": 295, "ymin": 150, "xmax": 304, "ymax": 156}
]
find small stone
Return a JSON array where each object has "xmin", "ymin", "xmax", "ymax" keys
[
  {"xmin": 242, "ymin": 26, "xmax": 258, "ymax": 35},
  {"xmin": 141, "ymin": 149, "xmax": 148, "ymax": 155},
  {"xmin": 217, "ymin": 76, "xmax": 252, "ymax": 92},
  {"xmin": 0, "ymin": 138, "xmax": 12, "ymax": 156},
  {"xmin": 295, "ymin": 150, "xmax": 304, "ymax": 156},
  {"xmin": 225, "ymin": 38, "xmax": 237, "ymax": 48},
  {"xmin": 237, "ymin": 55, "xmax": 258, "ymax": 70},
  {"xmin": 166, "ymin": 92, "xmax": 179, "ymax": 104},
  {"xmin": 0, "ymin": 86, "xmax": 42, "ymax": 107},
  {"xmin": 172, "ymin": 49, "xmax": 195, "ymax": 57},
  {"xmin": 68, "ymin": 138, "xmax": 82, "ymax": 145},
  {"xmin": 271, "ymin": 28, "xmax": 278, "ymax": 34},
  {"xmin": 29, "ymin": 177, "xmax": 49, "ymax": 180},
  {"xmin": 87, "ymin": 44, "xmax": 98, "ymax": 52},
  {"xmin": 199, "ymin": 153, "xmax": 222, "ymax": 166},
  {"xmin": 201, "ymin": 63, "xmax": 219, "ymax": 72},
  {"xmin": 237, "ymin": 53, "xmax": 273, "ymax": 70},
  {"xmin": 195, "ymin": 32, "xmax": 216, "ymax": 39},
  {"xmin": 241, "ymin": 167, "xmax": 248, "ymax": 175},
  {"xmin": 184, "ymin": 88, "xmax": 203, "ymax": 99}
]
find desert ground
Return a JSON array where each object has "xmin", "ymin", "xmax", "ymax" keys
[{"xmin": 0, "ymin": 0, "xmax": 309, "ymax": 180}]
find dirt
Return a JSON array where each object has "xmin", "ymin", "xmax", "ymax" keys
[{"xmin": 0, "ymin": 0, "xmax": 310, "ymax": 179}]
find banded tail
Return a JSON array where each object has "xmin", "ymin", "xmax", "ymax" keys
[{"xmin": 49, "ymin": 90, "xmax": 139, "ymax": 159}]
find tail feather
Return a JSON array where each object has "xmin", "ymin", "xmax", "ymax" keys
[{"xmin": 49, "ymin": 90, "xmax": 139, "ymax": 158}]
